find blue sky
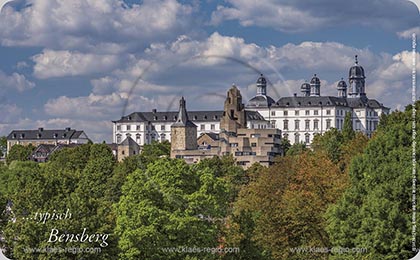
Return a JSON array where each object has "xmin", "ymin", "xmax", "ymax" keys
[{"xmin": 0, "ymin": 0, "xmax": 419, "ymax": 142}]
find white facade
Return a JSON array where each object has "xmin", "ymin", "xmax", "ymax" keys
[
  {"xmin": 112, "ymin": 111, "xmax": 270, "ymax": 146},
  {"xmin": 247, "ymin": 105, "xmax": 387, "ymax": 146}
]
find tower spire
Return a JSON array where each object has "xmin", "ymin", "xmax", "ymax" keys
[{"xmin": 173, "ymin": 96, "xmax": 195, "ymax": 127}]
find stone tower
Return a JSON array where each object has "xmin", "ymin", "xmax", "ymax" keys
[
  {"xmin": 220, "ymin": 85, "xmax": 246, "ymax": 133},
  {"xmin": 171, "ymin": 97, "xmax": 197, "ymax": 153}
]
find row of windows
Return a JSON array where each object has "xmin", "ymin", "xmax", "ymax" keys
[
  {"xmin": 283, "ymin": 119, "xmax": 332, "ymax": 131},
  {"xmin": 271, "ymin": 109, "xmax": 331, "ymax": 117},
  {"xmin": 118, "ymin": 124, "xmax": 220, "ymax": 132},
  {"xmin": 283, "ymin": 133, "xmax": 312, "ymax": 144},
  {"xmin": 116, "ymin": 133, "xmax": 167, "ymax": 143}
]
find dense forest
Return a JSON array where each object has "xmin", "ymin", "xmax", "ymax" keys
[{"xmin": 0, "ymin": 101, "xmax": 419, "ymax": 259}]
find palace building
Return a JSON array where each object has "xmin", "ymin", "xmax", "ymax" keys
[{"xmin": 112, "ymin": 55, "xmax": 389, "ymax": 148}]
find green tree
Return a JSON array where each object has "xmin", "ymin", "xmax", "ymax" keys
[
  {"xmin": 2, "ymin": 144, "xmax": 120, "ymax": 259},
  {"xmin": 141, "ymin": 140, "xmax": 171, "ymax": 163},
  {"xmin": 342, "ymin": 111, "xmax": 355, "ymax": 141},
  {"xmin": 6, "ymin": 144, "xmax": 35, "ymax": 164},
  {"xmin": 279, "ymin": 138, "xmax": 291, "ymax": 155},
  {"xmin": 312, "ymin": 128, "xmax": 344, "ymax": 164},
  {"xmin": 115, "ymin": 158, "xmax": 231, "ymax": 260},
  {"xmin": 326, "ymin": 102, "xmax": 420, "ymax": 260},
  {"xmin": 0, "ymin": 136, "xmax": 6, "ymax": 157},
  {"xmin": 226, "ymin": 152, "xmax": 347, "ymax": 260},
  {"xmin": 285, "ymin": 142, "xmax": 307, "ymax": 156}
]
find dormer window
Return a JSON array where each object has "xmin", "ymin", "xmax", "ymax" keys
[
  {"xmin": 213, "ymin": 115, "xmax": 218, "ymax": 120},
  {"xmin": 53, "ymin": 133, "xmax": 58, "ymax": 138},
  {"xmin": 154, "ymin": 116, "xmax": 157, "ymax": 120},
  {"xmin": 20, "ymin": 133, "xmax": 25, "ymax": 139},
  {"xmin": 204, "ymin": 115, "xmax": 207, "ymax": 120},
  {"xmin": 163, "ymin": 116, "xmax": 167, "ymax": 120},
  {"xmin": 194, "ymin": 116, "xmax": 198, "ymax": 120}
]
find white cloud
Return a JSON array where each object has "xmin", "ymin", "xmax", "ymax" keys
[
  {"xmin": 397, "ymin": 26, "xmax": 420, "ymax": 39},
  {"xmin": 0, "ymin": 70, "xmax": 34, "ymax": 92},
  {"xmin": 211, "ymin": 0, "xmax": 419, "ymax": 33},
  {"xmin": 32, "ymin": 49, "xmax": 127, "ymax": 79},
  {"xmin": 0, "ymin": 0, "xmax": 194, "ymax": 52}
]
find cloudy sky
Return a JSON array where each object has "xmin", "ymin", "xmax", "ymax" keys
[{"xmin": 0, "ymin": 0, "xmax": 419, "ymax": 142}]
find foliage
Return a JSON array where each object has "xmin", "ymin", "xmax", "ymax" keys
[
  {"xmin": 279, "ymin": 138, "xmax": 291, "ymax": 155},
  {"xmin": 141, "ymin": 140, "xmax": 171, "ymax": 163},
  {"xmin": 6, "ymin": 144, "xmax": 35, "ymax": 165},
  {"xmin": 0, "ymin": 136, "xmax": 6, "ymax": 157},
  {"xmin": 326, "ymin": 101, "xmax": 420, "ymax": 259},
  {"xmin": 342, "ymin": 111, "xmax": 355, "ymax": 141},
  {"xmin": 2, "ymin": 144, "xmax": 119, "ymax": 259},
  {"xmin": 115, "ymin": 158, "xmax": 231, "ymax": 260},
  {"xmin": 285, "ymin": 142, "xmax": 307, "ymax": 156},
  {"xmin": 226, "ymin": 152, "xmax": 348, "ymax": 259}
]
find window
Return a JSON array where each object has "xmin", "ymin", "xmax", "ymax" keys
[
  {"xmin": 117, "ymin": 125, "xmax": 121, "ymax": 131},
  {"xmin": 251, "ymin": 134, "xmax": 261, "ymax": 138},
  {"xmin": 295, "ymin": 110, "xmax": 299, "ymax": 116},
  {"xmin": 211, "ymin": 124, "xmax": 215, "ymax": 130},
  {"xmin": 356, "ymin": 120, "xmax": 361, "ymax": 130},
  {"xmin": 126, "ymin": 125, "xmax": 131, "ymax": 131},
  {"xmin": 326, "ymin": 110, "xmax": 331, "ymax": 115},
  {"xmin": 136, "ymin": 125, "xmax": 140, "ymax": 131},
  {"xmin": 136, "ymin": 134, "xmax": 141, "ymax": 143},
  {"xmin": 336, "ymin": 119, "xmax": 340, "ymax": 129},
  {"xmin": 283, "ymin": 120, "xmax": 289, "ymax": 130},
  {"xmin": 116, "ymin": 134, "xmax": 122, "ymax": 143},
  {"xmin": 314, "ymin": 110, "xmax": 319, "ymax": 115},
  {"xmin": 161, "ymin": 125, "xmax": 165, "ymax": 131},
  {"xmin": 283, "ymin": 133, "xmax": 289, "ymax": 140},
  {"xmin": 200, "ymin": 124, "xmax": 205, "ymax": 130},
  {"xmin": 295, "ymin": 120, "xmax": 300, "ymax": 130},
  {"xmin": 284, "ymin": 111, "xmax": 288, "ymax": 116},
  {"xmin": 251, "ymin": 143, "xmax": 257, "ymax": 147},
  {"xmin": 305, "ymin": 120, "xmax": 310, "ymax": 130},
  {"xmin": 305, "ymin": 110, "xmax": 310, "ymax": 115},
  {"xmin": 305, "ymin": 134, "xmax": 310, "ymax": 144},
  {"xmin": 160, "ymin": 133, "xmax": 166, "ymax": 142},
  {"xmin": 326, "ymin": 119, "xmax": 331, "ymax": 129},
  {"xmin": 230, "ymin": 143, "xmax": 238, "ymax": 147},
  {"xmin": 294, "ymin": 133, "xmax": 300, "ymax": 144},
  {"xmin": 271, "ymin": 111, "xmax": 276, "ymax": 116},
  {"xmin": 314, "ymin": 120, "xmax": 319, "ymax": 130}
]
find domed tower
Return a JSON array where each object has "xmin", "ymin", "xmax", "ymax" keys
[
  {"xmin": 256, "ymin": 74, "xmax": 267, "ymax": 95},
  {"xmin": 301, "ymin": 82, "xmax": 310, "ymax": 97},
  {"xmin": 348, "ymin": 55, "xmax": 366, "ymax": 98},
  {"xmin": 246, "ymin": 74, "xmax": 275, "ymax": 108},
  {"xmin": 310, "ymin": 74, "xmax": 321, "ymax": 96},
  {"xmin": 337, "ymin": 78, "xmax": 347, "ymax": 98}
]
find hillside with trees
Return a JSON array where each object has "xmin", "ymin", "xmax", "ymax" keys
[{"xmin": 0, "ymin": 102, "xmax": 418, "ymax": 259}]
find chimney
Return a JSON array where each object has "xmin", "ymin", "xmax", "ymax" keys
[
  {"xmin": 38, "ymin": 127, "xmax": 44, "ymax": 132},
  {"xmin": 152, "ymin": 109, "xmax": 157, "ymax": 113},
  {"xmin": 65, "ymin": 127, "xmax": 71, "ymax": 131},
  {"xmin": 293, "ymin": 93, "xmax": 297, "ymax": 97}
]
